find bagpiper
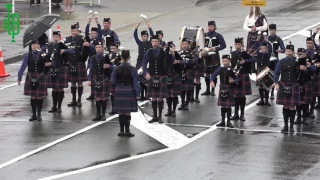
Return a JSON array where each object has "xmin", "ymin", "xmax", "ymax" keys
[
  {"xmin": 101, "ymin": 17, "xmax": 120, "ymax": 48},
  {"xmin": 134, "ymin": 20, "xmax": 154, "ymax": 101},
  {"xmin": 18, "ymin": 40, "xmax": 48, "ymax": 121},
  {"xmin": 111, "ymin": 50, "xmax": 141, "ymax": 137},
  {"xmin": 210, "ymin": 55, "xmax": 238, "ymax": 128},
  {"xmin": 88, "ymin": 40, "xmax": 113, "ymax": 121},
  {"xmin": 142, "ymin": 35, "xmax": 174, "ymax": 123},
  {"xmin": 230, "ymin": 37, "xmax": 253, "ymax": 121},
  {"xmin": 45, "ymin": 31, "xmax": 74, "ymax": 113},
  {"xmin": 202, "ymin": 20, "xmax": 226, "ymax": 96},
  {"xmin": 156, "ymin": 30, "xmax": 166, "ymax": 47}
]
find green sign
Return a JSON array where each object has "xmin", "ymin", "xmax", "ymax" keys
[{"xmin": 4, "ymin": 4, "xmax": 20, "ymax": 42}]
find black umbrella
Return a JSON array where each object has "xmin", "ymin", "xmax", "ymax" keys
[{"xmin": 23, "ymin": 14, "xmax": 60, "ymax": 48}]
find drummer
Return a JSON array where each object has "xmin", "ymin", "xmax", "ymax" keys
[{"xmin": 252, "ymin": 41, "xmax": 272, "ymax": 106}]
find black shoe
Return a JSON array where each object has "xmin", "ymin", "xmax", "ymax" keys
[
  {"xmin": 190, "ymin": 97, "xmax": 195, "ymax": 103},
  {"xmin": 201, "ymin": 91, "xmax": 210, "ymax": 96},
  {"xmin": 183, "ymin": 104, "xmax": 189, "ymax": 110},
  {"xmin": 29, "ymin": 115, "xmax": 37, "ymax": 121},
  {"xmin": 265, "ymin": 101, "xmax": 271, "ymax": 106},
  {"xmin": 109, "ymin": 111, "xmax": 117, "ymax": 115},
  {"xmin": 194, "ymin": 98, "xmax": 200, "ymax": 103},
  {"xmin": 56, "ymin": 108, "xmax": 62, "ymax": 113},
  {"xmin": 164, "ymin": 111, "xmax": 172, "ymax": 116},
  {"xmin": 289, "ymin": 125, "xmax": 295, "ymax": 132},
  {"xmin": 118, "ymin": 132, "xmax": 124, "ymax": 137},
  {"xmin": 216, "ymin": 121, "xmax": 225, "ymax": 127},
  {"xmin": 302, "ymin": 118, "xmax": 309, "ymax": 125},
  {"xmin": 48, "ymin": 107, "xmax": 57, "ymax": 113},
  {"xmin": 158, "ymin": 116, "xmax": 164, "ymax": 123},
  {"xmin": 309, "ymin": 112, "xmax": 315, "ymax": 118},
  {"xmin": 294, "ymin": 117, "xmax": 302, "ymax": 124},
  {"xmin": 77, "ymin": 100, "xmax": 82, "ymax": 107},
  {"xmin": 86, "ymin": 95, "xmax": 95, "ymax": 100},
  {"xmin": 230, "ymin": 114, "xmax": 239, "ymax": 120},
  {"xmin": 281, "ymin": 126, "xmax": 289, "ymax": 132},
  {"xmin": 37, "ymin": 114, "xmax": 42, "ymax": 121},
  {"xmin": 210, "ymin": 91, "xmax": 216, "ymax": 96},
  {"xmin": 227, "ymin": 121, "xmax": 234, "ymax": 128},
  {"xmin": 315, "ymin": 103, "xmax": 320, "ymax": 109},
  {"xmin": 270, "ymin": 94, "xmax": 274, "ymax": 99},
  {"xmin": 257, "ymin": 101, "xmax": 264, "ymax": 105},
  {"xmin": 148, "ymin": 117, "xmax": 158, "ymax": 123},
  {"xmin": 124, "ymin": 132, "xmax": 135, "ymax": 137},
  {"xmin": 68, "ymin": 101, "xmax": 77, "ymax": 107},
  {"xmin": 171, "ymin": 112, "xmax": 176, "ymax": 117},
  {"xmin": 178, "ymin": 104, "xmax": 184, "ymax": 110},
  {"xmin": 240, "ymin": 115, "xmax": 246, "ymax": 121},
  {"xmin": 101, "ymin": 115, "xmax": 107, "ymax": 121},
  {"xmin": 92, "ymin": 115, "xmax": 102, "ymax": 121}
]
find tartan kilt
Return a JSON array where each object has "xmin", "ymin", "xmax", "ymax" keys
[
  {"xmin": 110, "ymin": 83, "xmax": 116, "ymax": 96},
  {"xmin": 195, "ymin": 62, "xmax": 205, "ymax": 78},
  {"xmin": 167, "ymin": 72, "xmax": 182, "ymax": 97},
  {"xmin": 276, "ymin": 82, "xmax": 300, "ymax": 106},
  {"xmin": 24, "ymin": 72, "xmax": 48, "ymax": 97},
  {"xmin": 46, "ymin": 67, "xmax": 68, "ymax": 89},
  {"xmin": 234, "ymin": 74, "xmax": 252, "ymax": 98},
  {"xmin": 114, "ymin": 85, "xmax": 138, "ymax": 113},
  {"xmin": 147, "ymin": 75, "xmax": 167, "ymax": 99},
  {"xmin": 68, "ymin": 63, "xmax": 87, "ymax": 82},
  {"xmin": 204, "ymin": 66, "xmax": 218, "ymax": 77},
  {"xmin": 312, "ymin": 75, "xmax": 320, "ymax": 96},
  {"xmin": 91, "ymin": 75, "xmax": 110, "ymax": 99},
  {"xmin": 217, "ymin": 84, "xmax": 235, "ymax": 108},
  {"xmin": 300, "ymin": 81, "xmax": 313, "ymax": 104},
  {"xmin": 182, "ymin": 71, "xmax": 194, "ymax": 91}
]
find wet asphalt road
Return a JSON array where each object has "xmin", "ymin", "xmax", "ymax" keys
[{"xmin": 1, "ymin": 0, "xmax": 320, "ymax": 179}]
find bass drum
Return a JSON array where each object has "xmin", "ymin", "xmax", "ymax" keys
[{"xmin": 180, "ymin": 26, "xmax": 205, "ymax": 50}]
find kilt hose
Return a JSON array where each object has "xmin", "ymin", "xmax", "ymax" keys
[
  {"xmin": 217, "ymin": 84, "xmax": 235, "ymax": 108},
  {"xmin": 91, "ymin": 75, "xmax": 111, "ymax": 99},
  {"xmin": 68, "ymin": 63, "xmax": 87, "ymax": 82},
  {"xmin": 46, "ymin": 67, "xmax": 68, "ymax": 89},
  {"xmin": 147, "ymin": 75, "xmax": 167, "ymax": 99},
  {"xmin": 114, "ymin": 84, "xmax": 138, "ymax": 113},
  {"xmin": 24, "ymin": 72, "xmax": 47, "ymax": 97},
  {"xmin": 276, "ymin": 82, "xmax": 300, "ymax": 106},
  {"xmin": 234, "ymin": 74, "xmax": 252, "ymax": 98}
]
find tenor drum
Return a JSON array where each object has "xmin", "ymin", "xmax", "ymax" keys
[
  {"xmin": 256, "ymin": 67, "xmax": 275, "ymax": 90},
  {"xmin": 180, "ymin": 26, "xmax": 205, "ymax": 50},
  {"xmin": 138, "ymin": 68, "xmax": 148, "ymax": 86}
]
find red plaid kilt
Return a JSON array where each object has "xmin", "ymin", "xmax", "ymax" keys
[
  {"xmin": 300, "ymin": 81, "xmax": 313, "ymax": 104},
  {"xmin": 147, "ymin": 75, "xmax": 167, "ymax": 99},
  {"xmin": 114, "ymin": 85, "xmax": 138, "ymax": 113},
  {"xmin": 24, "ymin": 72, "xmax": 48, "ymax": 97},
  {"xmin": 276, "ymin": 82, "xmax": 300, "ymax": 106},
  {"xmin": 68, "ymin": 63, "xmax": 87, "ymax": 82},
  {"xmin": 46, "ymin": 67, "xmax": 68, "ymax": 89},
  {"xmin": 181, "ymin": 70, "xmax": 194, "ymax": 91},
  {"xmin": 217, "ymin": 84, "xmax": 235, "ymax": 108},
  {"xmin": 91, "ymin": 75, "xmax": 110, "ymax": 99},
  {"xmin": 312, "ymin": 75, "xmax": 320, "ymax": 96},
  {"xmin": 167, "ymin": 72, "xmax": 182, "ymax": 97},
  {"xmin": 110, "ymin": 82, "xmax": 116, "ymax": 96},
  {"xmin": 234, "ymin": 74, "xmax": 252, "ymax": 98}
]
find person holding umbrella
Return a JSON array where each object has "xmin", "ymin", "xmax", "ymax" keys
[{"xmin": 18, "ymin": 40, "xmax": 49, "ymax": 121}]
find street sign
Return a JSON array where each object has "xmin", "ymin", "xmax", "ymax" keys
[{"xmin": 242, "ymin": 0, "xmax": 266, "ymax": 6}]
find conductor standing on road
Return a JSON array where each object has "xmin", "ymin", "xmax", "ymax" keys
[{"xmin": 111, "ymin": 50, "xmax": 141, "ymax": 137}]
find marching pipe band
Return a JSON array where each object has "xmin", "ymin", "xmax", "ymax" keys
[{"xmin": 17, "ymin": 13, "xmax": 320, "ymax": 135}]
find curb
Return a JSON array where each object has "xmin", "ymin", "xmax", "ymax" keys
[{"xmin": 3, "ymin": 2, "xmax": 197, "ymax": 65}]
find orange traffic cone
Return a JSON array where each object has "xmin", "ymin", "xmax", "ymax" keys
[
  {"xmin": 57, "ymin": 25, "xmax": 62, "ymax": 40},
  {"xmin": 0, "ymin": 47, "xmax": 10, "ymax": 77}
]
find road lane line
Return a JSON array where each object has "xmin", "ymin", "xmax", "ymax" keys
[
  {"xmin": 282, "ymin": 21, "xmax": 320, "ymax": 40},
  {"xmin": 0, "ymin": 81, "xmax": 25, "ymax": 91},
  {"xmin": 0, "ymin": 100, "xmax": 150, "ymax": 170}
]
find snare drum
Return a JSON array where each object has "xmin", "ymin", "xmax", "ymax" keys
[
  {"xmin": 256, "ymin": 67, "xmax": 275, "ymax": 90},
  {"xmin": 138, "ymin": 68, "xmax": 148, "ymax": 86},
  {"xmin": 180, "ymin": 26, "xmax": 205, "ymax": 50}
]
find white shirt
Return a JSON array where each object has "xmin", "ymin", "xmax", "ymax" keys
[{"xmin": 243, "ymin": 15, "xmax": 268, "ymax": 32}]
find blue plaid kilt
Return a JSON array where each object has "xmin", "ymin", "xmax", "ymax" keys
[
  {"xmin": 114, "ymin": 84, "xmax": 138, "ymax": 113},
  {"xmin": 24, "ymin": 72, "xmax": 48, "ymax": 97},
  {"xmin": 300, "ymin": 81, "xmax": 313, "ymax": 104},
  {"xmin": 234, "ymin": 74, "xmax": 252, "ymax": 98},
  {"xmin": 181, "ymin": 70, "xmax": 194, "ymax": 91},
  {"xmin": 217, "ymin": 84, "xmax": 235, "ymax": 108},
  {"xmin": 147, "ymin": 75, "xmax": 167, "ymax": 99},
  {"xmin": 91, "ymin": 75, "xmax": 110, "ymax": 99},
  {"xmin": 276, "ymin": 82, "xmax": 300, "ymax": 106},
  {"xmin": 68, "ymin": 63, "xmax": 87, "ymax": 82},
  {"xmin": 312, "ymin": 75, "xmax": 320, "ymax": 96},
  {"xmin": 167, "ymin": 72, "xmax": 182, "ymax": 97},
  {"xmin": 110, "ymin": 82, "xmax": 116, "ymax": 96},
  {"xmin": 46, "ymin": 67, "xmax": 68, "ymax": 89}
]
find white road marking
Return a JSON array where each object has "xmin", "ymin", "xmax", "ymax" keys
[
  {"xmin": 9, "ymin": 64, "xmax": 23, "ymax": 66},
  {"xmin": 0, "ymin": 81, "xmax": 25, "ymax": 91},
  {"xmin": 282, "ymin": 21, "xmax": 320, "ymax": 40}
]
